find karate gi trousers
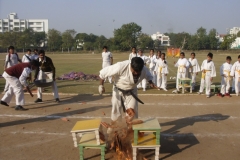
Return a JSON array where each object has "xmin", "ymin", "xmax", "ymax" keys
[
  {"xmin": 176, "ymin": 72, "xmax": 186, "ymax": 90},
  {"xmin": 37, "ymin": 71, "xmax": 59, "ymax": 99},
  {"xmin": 156, "ymin": 73, "xmax": 167, "ymax": 89},
  {"xmin": 111, "ymin": 86, "xmax": 138, "ymax": 121},
  {"xmin": 1, "ymin": 72, "xmax": 25, "ymax": 105},
  {"xmin": 199, "ymin": 73, "xmax": 211, "ymax": 96},
  {"xmin": 102, "ymin": 62, "xmax": 112, "ymax": 83},
  {"xmin": 189, "ymin": 72, "xmax": 197, "ymax": 90},
  {"xmin": 137, "ymin": 78, "xmax": 147, "ymax": 89},
  {"xmin": 221, "ymin": 76, "xmax": 231, "ymax": 94},
  {"xmin": 149, "ymin": 68, "xmax": 156, "ymax": 84},
  {"xmin": 233, "ymin": 76, "xmax": 240, "ymax": 94}
]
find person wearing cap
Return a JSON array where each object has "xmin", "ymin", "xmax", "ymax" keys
[
  {"xmin": 129, "ymin": 47, "xmax": 138, "ymax": 60},
  {"xmin": 198, "ymin": 52, "xmax": 216, "ymax": 98},
  {"xmin": 101, "ymin": 46, "xmax": 113, "ymax": 83},
  {"xmin": 98, "ymin": 57, "xmax": 157, "ymax": 132},
  {"xmin": 34, "ymin": 50, "xmax": 60, "ymax": 103},
  {"xmin": 230, "ymin": 55, "xmax": 240, "ymax": 96},
  {"xmin": 0, "ymin": 60, "xmax": 39, "ymax": 110},
  {"xmin": 137, "ymin": 49, "xmax": 150, "ymax": 91}
]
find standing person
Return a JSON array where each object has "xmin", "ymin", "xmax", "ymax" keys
[
  {"xmin": 148, "ymin": 49, "xmax": 157, "ymax": 84},
  {"xmin": 22, "ymin": 49, "xmax": 33, "ymax": 63},
  {"xmin": 137, "ymin": 49, "xmax": 150, "ymax": 91},
  {"xmin": 129, "ymin": 47, "xmax": 138, "ymax": 60},
  {"xmin": 156, "ymin": 50, "xmax": 162, "ymax": 59},
  {"xmin": 0, "ymin": 60, "xmax": 39, "ymax": 110},
  {"xmin": 174, "ymin": 52, "xmax": 189, "ymax": 92},
  {"xmin": 188, "ymin": 52, "xmax": 200, "ymax": 90},
  {"xmin": 154, "ymin": 53, "xmax": 168, "ymax": 91},
  {"xmin": 3, "ymin": 46, "xmax": 21, "ymax": 92},
  {"xmin": 198, "ymin": 53, "xmax": 216, "ymax": 98},
  {"xmin": 102, "ymin": 46, "xmax": 113, "ymax": 83},
  {"xmin": 99, "ymin": 57, "xmax": 157, "ymax": 131},
  {"xmin": 34, "ymin": 50, "xmax": 60, "ymax": 103},
  {"xmin": 32, "ymin": 49, "xmax": 39, "ymax": 60},
  {"xmin": 220, "ymin": 56, "xmax": 232, "ymax": 97},
  {"xmin": 230, "ymin": 55, "xmax": 240, "ymax": 96}
]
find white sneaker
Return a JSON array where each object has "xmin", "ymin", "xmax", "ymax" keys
[
  {"xmin": 163, "ymin": 88, "xmax": 168, "ymax": 91},
  {"xmin": 206, "ymin": 95, "xmax": 210, "ymax": 98},
  {"xmin": 197, "ymin": 92, "xmax": 202, "ymax": 95},
  {"xmin": 143, "ymin": 88, "xmax": 146, "ymax": 91}
]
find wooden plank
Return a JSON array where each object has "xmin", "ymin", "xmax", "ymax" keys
[
  {"xmin": 132, "ymin": 118, "xmax": 161, "ymax": 130},
  {"xmin": 79, "ymin": 133, "xmax": 105, "ymax": 146},
  {"xmin": 132, "ymin": 134, "xmax": 160, "ymax": 147},
  {"xmin": 71, "ymin": 119, "xmax": 101, "ymax": 132}
]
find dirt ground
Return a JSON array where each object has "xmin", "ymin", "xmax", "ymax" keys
[{"xmin": 0, "ymin": 93, "xmax": 240, "ymax": 160}]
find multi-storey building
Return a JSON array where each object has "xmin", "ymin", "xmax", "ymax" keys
[
  {"xmin": 229, "ymin": 27, "xmax": 240, "ymax": 35},
  {"xmin": 151, "ymin": 32, "xmax": 170, "ymax": 46},
  {"xmin": 0, "ymin": 13, "xmax": 48, "ymax": 33}
]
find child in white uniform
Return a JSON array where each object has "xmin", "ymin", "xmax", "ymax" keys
[
  {"xmin": 129, "ymin": 47, "xmax": 138, "ymax": 60},
  {"xmin": 102, "ymin": 46, "xmax": 113, "ymax": 83},
  {"xmin": 198, "ymin": 53, "xmax": 216, "ymax": 98},
  {"xmin": 174, "ymin": 52, "xmax": 189, "ymax": 91},
  {"xmin": 220, "ymin": 56, "xmax": 232, "ymax": 97},
  {"xmin": 148, "ymin": 49, "xmax": 157, "ymax": 84},
  {"xmin": 230, "ymin": 55, "xmax": 240, "ymax": 96},
  {"xmin": 188, "ymin": 52, "xmax": 200, "ymax": 90},
  {"xmin": 22, "ymin": 49, "xmax": 33, "ymax": 63},
  {"xmin": 155, "ymin": 53, "xmax": 168, "ymax": 91}
]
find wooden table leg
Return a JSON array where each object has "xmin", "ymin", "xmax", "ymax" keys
[
  {"xmin": 95, "ymin": 130, "xmax": 100, "ymax": 145},
  {"xmin": 155, "ymin": 147, "xmax": 160, "ymax": 160},
  {"xmin": 132, "ymin": 147, "xmax": 137, "ymax": 160},
  {"xmin": 134, "ymin": 130, "xmax": 138, "ymax": 145},
  {"xmin": 72, "ymin": 132, "xmax": 78, "ymax": 147},
  {"xmin": 79, "ymin": 145, "xmax": 84, "ymax": 160},
  {"xmin": 156, "ymin": 130, "xmax": 160, "ymax": 145},
  {"xmin": 182, "ymin": 81, "xmax": 185, "ymax": 94}
]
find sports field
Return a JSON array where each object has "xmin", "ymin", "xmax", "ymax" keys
[{"xmin": 0, "ymin": 51, "xmax": 239, "ymax": 94}]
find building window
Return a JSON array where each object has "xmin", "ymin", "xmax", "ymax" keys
[
  {"xmin": 20, "ymin": 22, "xmax": 24, "ymax": 25},
  {"xmin": 36, "ymin": 27, "xmax": 42, "ymax": 31},
  {"xmin": 10, "ymin": 20, "xmax": 13, "ymax": 22},
  {"xmin": 14, "ymin": 22, "xmax": 19, "ymax": 26},
  {"xmin": 0, "ymin": 27, "xmax": 2, "ymax": 30},
  {"xmin": 14, "ymin": 28, "xmax": 19, "ymax": 31},
  {"xmin": 36, "ymin": 22, "xmax": 42, "ymax": 25},
  {"xmin": 29, "ymin": 22, "xmax": 34, "ymax": 25},
  {"xmin": 3, "ymin": 22, "xmax": 8, "ymax": 25}
]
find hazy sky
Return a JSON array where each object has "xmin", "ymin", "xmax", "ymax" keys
[{"xmin": 0, "ymin": 0, "xmax": 239, "ymax": 38}]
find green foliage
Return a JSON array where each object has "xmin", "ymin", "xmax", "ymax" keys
[
  {"xmin": 61, "ymin": 29, "xmax": 76, "ymax": 51},
  {"xmin": 237, "ymin": 31, "xmax": 240, "ymax": 37},
  {"xmin": 47, "ymin": 29, "xmax": 62, "ymax": 51},
  {"xmin": 220, "ymin": 34, "xmax": 236, "ymax": 50},
  {"xmin": 137, "ymin": 33, "xmax": 154, "ymax": 50}
]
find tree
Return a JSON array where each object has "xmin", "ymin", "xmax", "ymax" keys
[
  {"xmin": 137, "ymin": 33, "xmax": 154, "ymax": 49},
  {"xmin": 220, "ymin": 35, "xmax": 236, "ymax": 50},
  {"xmin": 47, "ymin": 29, "xmax": 62, "ymax": 51},
  {"xmin": 237, "ymin": 31, "xmax": 240, "ymax": 37},
  {"xmin": 94, "ymin": 35, "xmax": 107, "ymax": 51},
  {"xmin": 32, "ymin": 32, "xmax": 46, "ymax": 47},
  {"xmin": 114, "ymin": 22, "xmax": 142, "ymax": 51},
  {"xmin": 62, "ymin": 29, "xmax": 76, "ymax": 52},
  {"xmin": 208, "ymin": 28, "xmax": 218, "ymax": 50}
]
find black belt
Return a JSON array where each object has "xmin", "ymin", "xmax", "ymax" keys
[{"xmin": 115, "ymin": 86, "xmax": 144, "ymax": 113}]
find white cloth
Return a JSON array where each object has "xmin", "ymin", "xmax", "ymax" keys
[
  {"xmin": 22, "ymin": 54, "xmax": 32, "ymax": 63},
  {"xmin": 188, "ymin": 58, "xmax": 200, "ymax": 89},
  {"xmin": 102, "ymin": 51, "xmax": 112, "ymax": 62},
  {"xmin": 1, "ymin": 70, "xmax": 31, "ymax": 106},
  {"xmin": 5, "ymin": 53, "xmax": 19, "ymax": 68},
  {"xmin": 148, "ymin": 55, "xmax": 157, "ymax": 84},
  {"xmin": 174, "ymin": 58, "xmax": 190, "ymax": 90},
  {"xmin": 155, "ymin": 59, "xmax": 168, "ymax": 88},
  {"xmin": 220, "ymin": 62, "xmax": 232, "ymax": 94},
  {"xmin": 37, "ymin": 71, "xmax": 59, "ymax": 99},
  {"xmin": 230, "ymin": 61, "xmax": 240, "ymax": 94},
  {"xmin": 199, "ymin": 60, "xmax": 216, "ymax": 95},
  {"xmin": 137, "ymin": 55, "xmax": 150, "ymax": 89},
  {"xmin": 129, "ymin": 53, "xmax": 138, "ymax": 60},
  {"xmin": 99, "ymin": 60, "xmax": 152, "ymax": 121},
  {"xmin": 32, "ymin": 54, "xmax": 39, "ymax": 60}
]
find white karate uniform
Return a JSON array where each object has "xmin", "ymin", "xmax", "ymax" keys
[
  {"xmin": 174, "ymin": 58, "xmax": 190, "ymax": 90},
  {"xmin": 220, "ymin": 62, "xmax": 232, "ymax": 94},
  {"xmin": 188, "ymin": 58, "xmax": 200, "ymax": 90},
  {"xmin": 99, "ymin": 60, "xmax": 152, "ymax": 121},
  {"xmin": 137, "ymin": 55, "xmax": 150, "ymax": 89},
  {"xmin": 155, "ymin": 59, "xmax": 168, "ymax": 89},
  {"xmin": 102, "ymin": 51, "xmax": 113, "ymax": 83},
  {"xmin": 199, "ymin": 60, "xmax": 216, "ymax": 95},
  {"xmin": 129, "ymin": 53, "xmax": 138, "ymax": 60},
  {"xmin": 4, "ymin": 53, "xmax": 20, "ymax": 92},
  {"xmin": 1, "ymin": 68, "xmax": 31, "ymax": 106},
  {"xmin": 22, "ymin": 54, "xmax": 32, "ymax": 63},
  {"xmin": 148, "ymin": 55, "xmax": 157, "ymax": 84},
  {"xmin": 230, "ymin": 61, "xmax": 240, "ymax": 95}
]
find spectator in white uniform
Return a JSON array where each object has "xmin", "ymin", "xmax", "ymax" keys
[
  {"xmin": 1, "ymin": 60, "xmax": 39, "ymax": 110},
  {"xmin": 137, "ymin": 49, "xmax": 150, "ymax": 91},
  {"xmin": 99, "ymin": 57, "xmax": 157, "ymax": 131},
  {"xmin": 102, "ymin": 46, "xmax": 113, "ymax": 83},
  {"xmin": 22, "ymin": 49, "xmax": 33, "ymax": 63},
  {"xmin": 174, "ymin": 52, "xmax": 190, "ymax": 91},
  {"xmin": 32, "ymin": 49, "xmax": 39, "ymax": 60},
  {"xmin": 129, "ymin": 47, "xmax": 138, "ymax": 60},
  {"xmin": 219, "ymin": 56, "xmax": 232, "ymax": 97},
  {"xmin": 3, "ymin": 46, "xmax": 21, "ymax": 92},
  {"xmin": 230, "ymin": 55, "xmax": 240, "ymax": 96},
  {"xmin": 188, "ymin": 52, "xmax": 200, "ymax": 90},
  {"xmin": 154, "ymin": 53, "xmax": 168, "ymax": 91},
  {"xmin": 148, "ymin": 49, "xmax": 157, "ymax": 84},
  {"xmin": 198, "ymin": 53, "xmax": 216, "ymax": 98}
]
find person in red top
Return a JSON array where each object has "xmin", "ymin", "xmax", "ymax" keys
[{"xmin": 0, "ymin": 60, "xmax": 39, "ymax": 110}]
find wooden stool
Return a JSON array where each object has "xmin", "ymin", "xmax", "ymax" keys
[
  {"xmin": 71, "ymin": 119, "xmax": 101, "ymax": 147},
  {"xmin": 178, "ymin": 78, "xmax": 192, "ymax": 93},
  {"xmin": 78, "ymin": 133, "xmax": 106, "ymax": 160},
  {"xmin": 132, "ymin": 134, "xmax": 160, "ymax": 160}
]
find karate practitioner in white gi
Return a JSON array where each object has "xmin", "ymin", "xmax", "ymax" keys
[
  {"xmin": 1, "ymin": 60, "xmax": 39, "ymax": 110},
  {"xmin": 22, "ymin": 49, "xmax": 33, "ymax": 63},
  {"xmin": 102, "ymin": 46, "xmax": 113, "ymax": 83},
  {"xmin": 188, "ymin": 52, "xmax": 200, "ymax": 90},
  {"xmin": 3, "ymin": 46, "xmax": 21, "ymax": 92},
  {"xmin": 148, "ymin": 49, "xmax": 157, "ymax": 84},
  {"xmin": 230, "ymin": 55, "xmax": 240, "ymax": 96},
  {"xmin": 99, "ymin": 57, "xmax": 157, "ymax": 132},
  {"xmin": 174, "ymin": 52, "xmax": 189, "ymax": 91},
  {"xmin": 154, "ymin": 53, "xmax": 168, "ymax": 91},
  {"xmin": 198, "ymin": 53, "xmax": 216, "ymax": 98},
  {"xmin": 137, "ymin": 49, "xmax": 150, "ymax": 91},
  {"xmin": 129, "ymin": 47, "xmax": 138, "ymax": 60},
  {"xmin": 219, "ymin": 56, "xmax": 232, "ymax": 97}
]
